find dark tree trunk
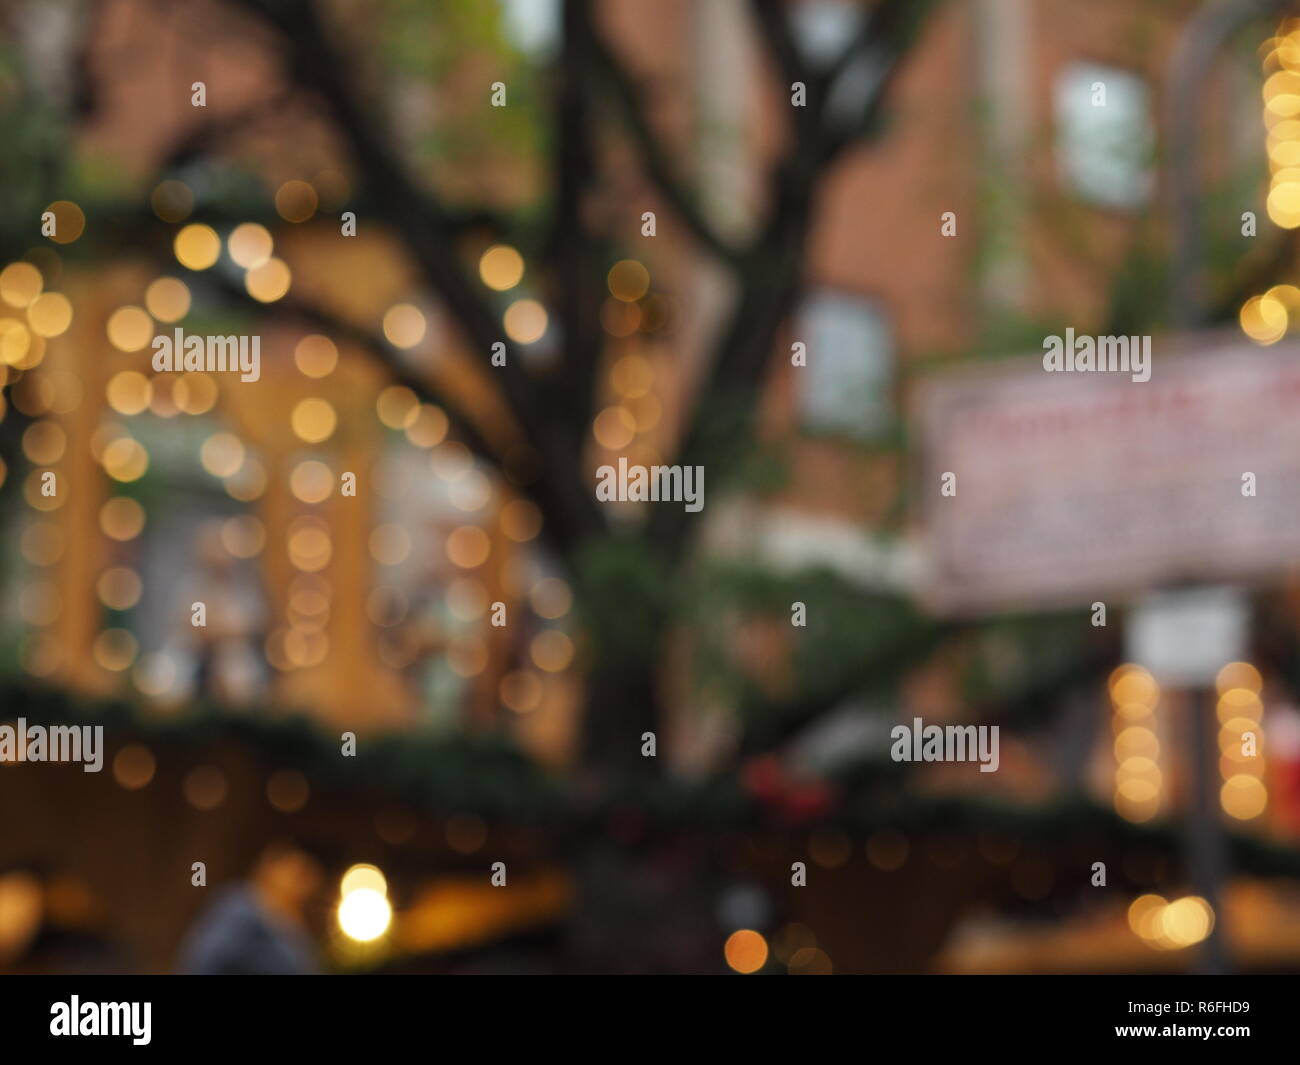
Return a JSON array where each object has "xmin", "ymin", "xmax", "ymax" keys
[{"xmin": 581, "ymin": 645, "xmax": 663, "ymax": 778}]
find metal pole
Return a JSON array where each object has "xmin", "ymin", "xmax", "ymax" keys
[{"xmin": 1184, "ymin": 687, "xmax": 1230, "ymax": 972}]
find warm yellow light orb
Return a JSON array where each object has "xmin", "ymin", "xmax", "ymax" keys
[
  {"xmin": 503, "ymin": 299, "xmax": 548, "ymax": 344},
  {"xmin": 340, "ymin": 863, "xmax": 387, "ymax": 897},
  {"xmin": 479, "ymin": 245, "xmax": 525, "ymax": 291},
  {"xmin": 337, "ymin": 888, "xmax": 392, "ymax": 942},
  {"xmin": 174, "ymin": 224, "xmax": 221, "ymax": 270},
  {"xmin": 227, "ymin": 223, "xmax": 274, "ymax": 269},
  {"xmin": 724, "ymin": 929, "xmax": 769, "ymax": 974}
]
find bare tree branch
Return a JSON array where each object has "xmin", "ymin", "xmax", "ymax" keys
[
  {"xmin": 644, "ymin": 0, "xmax": 935, "ymax": 562},
  {"xmin": 229, "ymin": 0, "xmax": 604, "ymax": 548},
  {"xmin": 206, "ymin": 274, "xmax": 511, "ymax": 468},
  {"xmin": 93, "ymin": 199, "xmax": 547, "ymax": 548},
  {"xmin": 544, "ymin": 0, "xmax": 606, "ymax": 444},
  {"xmin": 172, "ymin": 0, "xmax": 946, "ymax": 772},
  {"xmin": 747, "ymin": 0, "xmax": 810, "ymax": 93},
  {"xmin": 818, "ymin": 0, "xmax": 937, "ymax": 165},
  {"xmin": 586, "ymin": 19, "xmax": 744, "ymax": 267}
]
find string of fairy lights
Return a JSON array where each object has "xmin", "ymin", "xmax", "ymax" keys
[
  {"xmin": 0, "ymin": 163, "xmax": 690, "ymax": 954},
  {"xmin": 1, "ymin": 175, "xmax": 667, "ymax": 690},
  {"xmin": 1106, "ymin": 659, "xmax": 1271, "ymax": 952},
  {"xmin": 1109, "ymin": 661, "xmax": 1268, "ymax": 826},
  {"xmin": 1241, "ymin": 20, "xmax": 1300, "ymax": 341}
]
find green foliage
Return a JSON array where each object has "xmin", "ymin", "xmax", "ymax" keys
[
  {"xmin": 5, "ymin": 676, "xmax": 566, "ymax": 821},
  {"xmin": 958, "ymin": 609, "xmax": 1105, "ymax": 727},
  {"xmin": 0, "ymin": 45, "xmax": 69, "ymax": 258},
  {"xmin": 7, "ymin": 677, "xmax": 1299, "ymax": 881},
  {"xmin": 1101, "ymin": 235, "xmax": 1168, "ymax": 335},
  {"xmin": 572, "ymin": 531, "xmax": 675, "ymax": 669},
  {"xmin": 379, "ymin": 0, "xmax": 547, "ymax": 186},
  {"xmin": 684, "ymin": 390, "xmax": 779, "ymax": 499},
  {"xmin": 785, "ymin": 573, "xmax": 934, "ymax": 698},
  {"xmin": 685, "ymin": 561, "xmax": 946, "ymax": 749}
]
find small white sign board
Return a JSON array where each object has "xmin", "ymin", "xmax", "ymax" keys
[{"xmin": 1125, "ymin": 586, "xmax": 1249, "ymax": 687}]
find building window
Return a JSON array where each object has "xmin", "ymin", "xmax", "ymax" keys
[
  {"xmin": 789, "ymin": 0, "xmax": 864, "ymax": 67},
  {"xmin": 501, "ymin": 0, "xmax": 561, "ymax": 59},
  {"xmin": 1054, "ymin": 61, "xmax": 1154, "ymax": 209},
  {"xmin": 797, "ymin": 289, "xmax": 893, "ymax": 437}
]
